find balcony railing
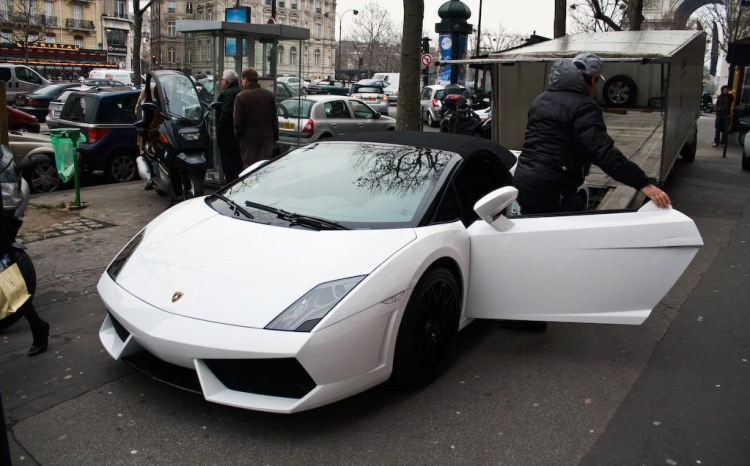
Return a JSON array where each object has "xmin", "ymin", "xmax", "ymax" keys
[
  {"xmin": 66, "ymin": 18, "xmax": 95, "ymax": 29},
  {"xmin": 0, "ymin": 12, "xmax": 58, "ymax": 25},
  {"xmin": 105, "ymin": 11, "xmax": 134, "ymax": 21}
]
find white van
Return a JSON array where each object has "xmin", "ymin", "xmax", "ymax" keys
[
  {"xmin": 0, "ymin": 64, "xmax": 50, "ymax": 104},
  {"xmin": 89, "ymin": 69, "xmax": 135, "ymax": 86},
  {"xmin": 372, "ymin": 72, "xmax": 400, "ymax": 102}
]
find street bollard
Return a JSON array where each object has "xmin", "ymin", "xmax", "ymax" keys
[{"xmin": 49, "ymin": 128, "xmax": 87, "ymax": 210}]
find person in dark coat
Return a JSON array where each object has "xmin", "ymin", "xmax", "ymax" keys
[
  {"xmin": 713, "ymin": 85, "xmax": 733, "ymax": 147},
  {"xmin": 514, "ymin": 53, "xmax": 671, "ymax": 215},
  {"xmin": 217, "ymin": 70, "xmax": 243, "ymax": 182},
  {"xmin": 233, "ymin": 68, "xmax": 279, "ymax": 168}
]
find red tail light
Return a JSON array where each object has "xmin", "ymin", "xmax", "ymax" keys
[
  {"xmin": 28, "ymin": 98, "xmax": 41, "ymax": 106},
  {"xmin": 87, "ymin": 127, "xmax": 110, "ymax": 144},
  {"xmin": 302, "ymin": 119, "xmax": 315, "ymax": 134},
  {"xmin": 432, "ymin": 98, "xmax": 438, "ymax": 107}
]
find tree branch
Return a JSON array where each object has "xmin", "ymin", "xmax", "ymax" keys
[{"xmin": 590, "ymin": 0, "xmax": 622, "ymax": 31}]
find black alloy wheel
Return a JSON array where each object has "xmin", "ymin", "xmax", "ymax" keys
[
  {"xmin": 105, "ymin": 153, "xmax": 137, "ymax": 183},
  {"xmin": 28, "ymin": 159, "xmax": 60, "ymax": 193},
  {"xmin": 392, "ymin": 267, "xmax": 461, "ymax": 388}
]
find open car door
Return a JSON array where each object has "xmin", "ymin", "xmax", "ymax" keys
[{"xmin": 466, "ymin": 195, "xmax": 702, "ymax": 325}]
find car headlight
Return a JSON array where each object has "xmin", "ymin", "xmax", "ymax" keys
[
  {"xmin": 266, "ymin": 276, "xmax": 366, "ymax": 332},
  {"xmin": 107, "ymin": 229, "xmax": 145, "ymax": 281},
  {"xmin": 1, "ymin": 182, "xmax": 23, "ymax": 211}
]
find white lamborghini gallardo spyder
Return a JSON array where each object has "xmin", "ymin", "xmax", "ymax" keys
[{"xmin": 98, "ymin": 132, "xmax": 702, "ymax": 413}]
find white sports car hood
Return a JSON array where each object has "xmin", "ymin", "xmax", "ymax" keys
[{"xmin": 115, "ymin": 199, "xmax": 416, "ymax": 329}]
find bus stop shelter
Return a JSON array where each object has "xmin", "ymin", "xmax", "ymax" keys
[{"xmin": 176, "ymin": 20, "xmax": 310, "ymax": 182}]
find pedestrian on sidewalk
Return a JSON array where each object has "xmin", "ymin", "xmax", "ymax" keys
[
  {"xmin": 713, "ymin": 85, "xmax": 733, "ymax": 147},
  {"xmin": 217, "ymin": 70, "xmax": 243, "ymax": 182},
  {"xmin": 514, "ymin": 52, "xmax": 671, "ymax": 215},
  {"xmin": 233, "ymin": 68, "xmax": 279, "ymax": 169}
]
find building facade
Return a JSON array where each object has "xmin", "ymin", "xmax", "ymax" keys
[
  {"xmin": 150, "ymin": 0, "xmax": 336, "ymax": 80},
  {"xmin": 98, "ymin": 0, "xmax": 133, "ymax": 68},
  {"xmin": 0, "ymin": 0, "xmax": 109, "ymax": 78}
]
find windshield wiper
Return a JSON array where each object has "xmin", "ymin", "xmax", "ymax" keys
[
  {"xmin": 213, "ymin": 193, "xmax": 254, "ymax": 220},
  {"xmin": 243, "ymin": 200, "xmax": 347, "ymax": 230}
]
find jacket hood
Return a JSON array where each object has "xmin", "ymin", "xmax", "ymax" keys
[{"xmin": 547, "ymin": 59, "xmax": 590, "ymax": 95}]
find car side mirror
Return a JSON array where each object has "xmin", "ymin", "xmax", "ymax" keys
[
  {"xmin": 238, "ymin": 159, "xmax": 269, "ymax": 178},
  {"xmin": 474, "ymin": 186, "xmax": 518, "ymax": 232},
  {"xmin": 373, "ymin": 112, "xmax": 381, "ymax": 119},
  {"xmin": 276, "ymin": 104, "xmax": 289, "ymax": 119}
]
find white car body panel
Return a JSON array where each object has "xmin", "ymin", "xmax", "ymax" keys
[
  {"xmin": 115, "ymin": 198, "xmax": 417, "ymax": 329},
  {"xmin": 466, "ymin": 204, "xmax": 702, "ymax": 324}
]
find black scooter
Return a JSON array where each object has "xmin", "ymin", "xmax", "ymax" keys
[
  {"xmin": 440, "ymin": 94, "xmax": 491, "ymax": 139},
  {"xmin": 135, "ymin": 70, "xmax": 220, "ymax": 200}
]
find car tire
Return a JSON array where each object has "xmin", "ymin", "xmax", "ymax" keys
[
  {"xmin": 603, "ymin": 75, "xmax": 638, "ymax": 108},
  {"xmin": 681, "ymin": 130, "xmax": 697, "ymax": 164},
  {"xmin": 428, "ymin": 113, "xmax": 437, "ymax": 128},
  {"xmin": 743, "ymin": 149, "xmax": 750, "ymax": 171},
  {"xmin": 26, "ymin": 156, "xmax": 61, "ymax": 193},
  {"xmin": 105, "ymin": 152, "xmax": 138, "ymax": 183},
  {"xmin": 391, "ymin": 267, "xmax": 461, "ymax": 388}
]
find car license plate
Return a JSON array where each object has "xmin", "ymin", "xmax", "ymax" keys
[
  {"xmin": 16, "ymin": 97, "xmax": 25, "ymax": 105},
  {"xmin": 365, "ymin": 98, "xmax": 376, "ymax": 102},
  {"xmin": 280, "ymin": 122, "xmax": 295, "ymax": 130}
]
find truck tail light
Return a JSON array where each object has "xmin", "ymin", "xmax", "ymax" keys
[{"xmin": 87, "ymin": 127, "xmax": 110, "ymax": 144}]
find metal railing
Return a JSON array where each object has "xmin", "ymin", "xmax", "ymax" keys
[
  {"xmin": 0, "ymin": 12, "xmax": 57, "ymax": 25},
  {"xmin": 66, "ymin": 18, "xmax": 95, "ymax": 29}
]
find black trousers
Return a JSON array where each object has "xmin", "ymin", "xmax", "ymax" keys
[
  {"xmin": 219, "ymin": 145, "xmax": 243, "ymax": 183},
  {"xmin": 517, "ymin": 188, "xmax": 584, "ymax": 215},
  {"xmin": 714, "ymin": 115, "xmax": 730, "ymax": 145}
]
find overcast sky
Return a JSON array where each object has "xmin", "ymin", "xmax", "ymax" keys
[{"xmin": 335, "ymin": 0, "xmax": 557, "ymax": 41}]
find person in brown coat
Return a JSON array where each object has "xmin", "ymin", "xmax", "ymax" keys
[{"xmin": 233, "ymin": 68, "xmax": 279, "ymax": 168}]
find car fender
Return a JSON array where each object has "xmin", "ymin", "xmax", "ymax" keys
[{"xmin": 317, "ymin": 222, "xmax": 471, "ymax": 331}]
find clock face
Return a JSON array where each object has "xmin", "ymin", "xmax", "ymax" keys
[{"xmin": 441, "ymin": 37, "xmax": 452, "ymax": 51}]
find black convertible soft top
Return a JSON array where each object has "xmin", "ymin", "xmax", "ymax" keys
[{"xmin": 328, "ymin": 131, "xmax": 517, "ymax": 172}]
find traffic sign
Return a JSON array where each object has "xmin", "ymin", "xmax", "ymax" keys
[
  {"xmin": 421, "ymin": 53, "xmax": 433, "ymax": 66},
  {"xmin": 267, "ymin": 17, "xmax": 276, "ymax": 24}
]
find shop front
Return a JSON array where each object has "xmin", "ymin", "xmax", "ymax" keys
[{"xmin": 0, "ymin": 42, "xmax": 115, "ymax": 81}]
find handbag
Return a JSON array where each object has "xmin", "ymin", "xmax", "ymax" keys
[{"xmin": 0, "ymin": 262, "xmax": 31, "ymax": 320}]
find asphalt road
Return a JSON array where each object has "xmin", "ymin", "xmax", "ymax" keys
[{"xmin": 1, "ymin": 114, "xmax": 748, "ymax": 465}]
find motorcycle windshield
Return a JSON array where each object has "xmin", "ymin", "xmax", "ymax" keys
[{"xmin": 159, "ymin": 74, "xmax": 203, "ymax": 124}]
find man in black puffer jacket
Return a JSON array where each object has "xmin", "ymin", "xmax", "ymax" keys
[
  {"xmin": 217, "ymin": 70, "xmax": 243, "ymax": 183},
  {"xmin": 514, "ymin": 53, "xmax": 671, "ymax": 214}
]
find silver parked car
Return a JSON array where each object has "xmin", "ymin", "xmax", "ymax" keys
[
  {"xmin": 278, "ymin": 96, "xmax": 395, "ymax": 147},
  {"xmin": 419, "ymin": 84, "xmax": 466, "ymax": 127},
  {"xmin": 350, "ymin": 86, "xmax": 390, "ymax": 115}
]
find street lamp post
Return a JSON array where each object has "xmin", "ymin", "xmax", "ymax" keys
[{"xmin": 336, "ymin": 9, "xmax": 358, "ymax": 80}]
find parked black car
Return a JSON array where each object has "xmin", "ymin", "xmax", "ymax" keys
[
  {"xmin": 349, "ymin": 79, "xmax": 388, "ymax": 96},
  {"xmin": 55, "ymin": 89, "xmax": 140, "ymax": 183},
  {"xmin": 307, "ymin": 80, "xmax": 350, "ymax": 95},
  {"xmin": 14, "ymin": 83, "xmax": 82, "ymax": 122}
]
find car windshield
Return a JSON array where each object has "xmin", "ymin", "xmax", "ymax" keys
[
  {"xmin": 316, "ymin": 81, "xmax": 331, "ymax": 86},
  {"xmin": 280, "ymin": 99, "xmax": 314, "ymax": 118},
  {"xmin": 30, "ymin": 84, "xmax": 68, "ymax": 96},
  {"xmin": 217, "ymin": 142, "xmax": 453, "ymax": 228},
  {"xmin": 159, "ymin": 74, "xmax": 202, "ymax": 123},
  {"xmin": 358, "ymin": 87, "xmax": 381, "ymax": 94}
]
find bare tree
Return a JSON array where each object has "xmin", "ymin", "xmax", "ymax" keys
[
  {"xmin": 396, "ymin": 0, "xmax": 423, "ymax": 131},
  {"xmin": 569, "ymin": 0, "xmax": 626, "ymax": 33},
  {"xmin": 470, "ymin": 27, "xmax": 525, "ymax": 54},
  {"xmin": 554, "ymin": 0, "xmax": 567, "ymax": 38},
  {"xmin": 627, "ymin": 0, "xmax": 644, "ymax": 31},
  {"xmin": 2, "ymin": 0, "xmax": 52, "ymax": 62},
  {"xmin": 693, "ymin": 1, "xmax": 750, "ymax": 54},
  {"xmin": 349, "ymin": 1, "xmax": 396, "ymax": 76}
]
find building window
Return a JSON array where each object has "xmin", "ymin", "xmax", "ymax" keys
[
  {"xmin": 207, "ymin": 41, "xmax": 212, "ymax": 60},
  {"xmin": 198, "ymin": 40, "xmax": 203, "ymax": 61},
  {"xmin": 74, "ymin": 35, "xmax": 83, "ymax": 47},
  {"xmin": 0, "ymin": 2, "xmax": 9, "ymax": 20},
  {"xmin": 168, "ymin": 21, "xmax": 176, "ymax": 37},
  {"xmin": 315, "ymin": 0, "xmax": 321, "ymax": 13},
  {"xmin": 114, "ymin": 0, "xmax": 124, "ymax": 17},
  {"xmin": 278, "ymin": 14, "xmax": 284, "ymax": 24},
  {"xmin": 206, "ymin": 8, "xmax": 211, "ymax": 20},
  {"xmin": 279, "ymin": 0, "xmax": 285, "ymax": 7},
  {"xmin": 73, "ymin": 4, "xmax": 82, "ymax": 20},
  {"xmin": 168, "ymin": 47, "xmax": 175, "ymax": 63},
  {"xmin": 314, "ymin": 48, "xmax": 320, "ymax": 67},
  {"xmin": 291, "ymin": 17, "xmax": 298, "ymax": 26},
  {"xmin": 186, "ymin": 2, "xmax": 193, "ymax": 13},
  {"xmin": 315, "ymin": 23, "xmax": 321, "ymax": 39},
  {"xmin": 45, "ymin": 33, "xmax": 55, "ymax": 43},
  {"xmin": 44, "ymin": 1, "xmax": 53, "ymax": 18},
  {"xmin": 265, "ymin": 0, "xmax": 271, "ymax": 4},
  {"xmin": 290, "ymin": 46, "xmax": 297, "ymax": 65},
  {"xmin": 291, "ymin": 0, "xmax": 297, "ymax": 9},
  {"xmin": 277, "ymin": 45, "xmax": 284, "ymax": 64},
  {"xmin": 0, "ymin": 30, "xmax": 12, "ymax": 43},
  {"xmin": 167, "ymin": 0, "xmax": 175, "ymax": 13}
]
